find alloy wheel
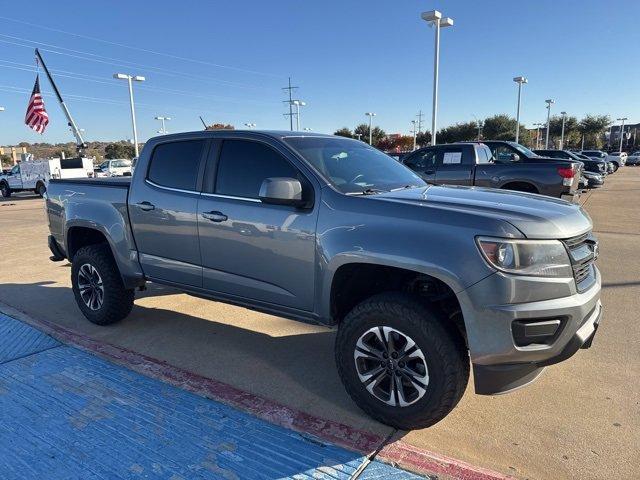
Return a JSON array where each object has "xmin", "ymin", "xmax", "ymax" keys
[
  {"xmin": 354, "ymin": 326, "xmax": 429, "ymax": 407},
  {"xmin": 77, "ymin": 263, "xmax": 104, "ymax": 311}
]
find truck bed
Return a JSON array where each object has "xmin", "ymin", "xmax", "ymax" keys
[{"xmin": 50, "ymin": 177, "xmax": 131, "ymax": 188}]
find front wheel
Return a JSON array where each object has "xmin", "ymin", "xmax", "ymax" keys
[
  {"xmin": 71, "ymin": 244, "xmax": 134, "ymax": 325},
  {"xmin": 335, "ymin": 292, "xmax": 469, "ymax": 430}
]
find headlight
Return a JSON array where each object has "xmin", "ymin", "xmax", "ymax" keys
[{"xmin": 476, "ymin": 237, "xmax": 572, "ymax": 277}]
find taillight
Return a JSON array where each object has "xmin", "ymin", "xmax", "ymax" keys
[{"xmin": 557, "ymin": 166, "xmax": 575, "ymax": 178}]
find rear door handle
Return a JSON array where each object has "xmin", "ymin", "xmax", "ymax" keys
[
  {"xmin": 202, "ymin": 211, "xmax": 228, "ymax": 222},
  {"xmin": 136, "ymin": 201, "xmax": 155, "ymax": 211}
]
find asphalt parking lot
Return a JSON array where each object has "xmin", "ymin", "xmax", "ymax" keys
[{"xmin": 1, "ymin": 169, "xmax": 639, "ymax": 480}]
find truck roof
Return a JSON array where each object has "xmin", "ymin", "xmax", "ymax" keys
[{"xmin": 149, "ymin": 130, "xmax": 337, "ymax": 143}]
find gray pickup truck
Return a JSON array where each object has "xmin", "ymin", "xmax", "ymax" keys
[
  {"xmin": 45, "ymin": 131, "xmax": 602, "ymax": 429},
  {"xmin": 402, "ymin": 142, "xmax": 582, "ymax": 200}
]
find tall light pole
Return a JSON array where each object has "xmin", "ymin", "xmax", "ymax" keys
[
  {"xmin": 114, "ymin": 73, "xmax": 145, "ymax": 157},
  {"xmin": 244, "ymin": 122, "xmax": 256, "ymax": 128},
  {"xmin": 421, "ymin": 10, "xmax": 454, "ymax": 146},
  {"xmin": 513, "ymin": 76, "xmax": 528, "ymax": 143},
  {"xmin": 365, "ymin": 112, "xmax": 377, "ymax": 145},
  {"xmin": 608, "ymin": 123, "xmax": 614, "ymax": 149},
  {"xmin": 411, "ymin": 120, "xmax": 418, "ymax": 150},
  {"xmin": 544, "ymin": 99, "xmax": 554, "ymax": 148},
  {"xmin": 155, "ymin": 116, "xmax": 171, "ymax": 135},
  {"xmin": 533, "ymin": 123, "xmax": 544, "ymax": 149},
  {"xmin": 292, "ymin": 100, "xmax": 306, "ymax": 130},
  {"xmin": 559, "ymin": 111, "xmax": 567, "ymax": 150},
  {"xmin": 354, "ymin": 133, "xmax": 363, "ymax": 141},
  {"xmin": 617, "ymin": 117, "xmax": 628, "ymax": 153}
]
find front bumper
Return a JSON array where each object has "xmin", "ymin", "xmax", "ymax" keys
[{"xmin": 458, "ymin": 266, "xmax": 602, "ymax": 395}]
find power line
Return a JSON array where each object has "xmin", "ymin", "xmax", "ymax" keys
[
  {"xmin": 0, "ymin": 15, "xmax": 283, "ymax": 78},
  {"xmin": 0, "ymin": 35, "xmax": 269, "ymax": 91}
]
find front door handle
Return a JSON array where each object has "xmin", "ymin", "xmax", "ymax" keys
[
  {"xmin": 424, "ymin": 169, "xmax": 435, "ymax": 175},
  {"xmin": 202, "ymin": 211, "xmax": 228, "ymax": 222},
  {"xmin": 136, "ymin": 201, "xmax": 155, "ymax": 211}
]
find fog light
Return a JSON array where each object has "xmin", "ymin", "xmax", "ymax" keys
[{"xmin": 512, "ymin": 319, "xmax": 561, "ymax": 346}]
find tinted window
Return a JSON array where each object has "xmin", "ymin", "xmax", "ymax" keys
[
  {"xmin": 148, "ymin": 140, "xmax": 205, "ymax": 191},
  {"xmin": 61, "ymin": 158, "xmax": 83, "ymax": 169},
  {"xmin": 404, "ymin": 149, "xmax": 438, "ymax": 170},
  {"xmin": 216, "ymin": 140, "xmax": 298, "ymax": 198}
]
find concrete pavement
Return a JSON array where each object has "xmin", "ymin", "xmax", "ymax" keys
[{"xmin": 0, "ymin": 168, "xmax": 638, "ymax": 479}]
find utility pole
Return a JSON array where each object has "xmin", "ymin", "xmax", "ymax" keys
[
  {"xmin": 416, "ymin": 110, "xmax": 425, "ymax": 134},
  {"xmin": 365, "ymin": 112, "xmax": 377, "ymax": 145},
  {"xmin": 282, "ymin": 77, "xmax": 298, "ymax": 131}
]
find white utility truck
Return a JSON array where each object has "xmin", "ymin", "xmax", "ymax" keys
[{"xmin": 0, "ymin": 157, "xmax": 94, "ymax": 198}]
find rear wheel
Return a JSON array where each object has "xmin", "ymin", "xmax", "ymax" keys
[
  {"xmin": 36, "ymin": 182, "xmax": 46, "ymax": 197},
  {"xmin": 0, "ymin": 182, "xmax": 10, "ymax": 198},
  {"xmin": 335, "ymin": 292, "xmax": 469, "ymax": 430},
  {"xmin": 71, "ymin": 244, "xmax": 134, "ymax": 325}
]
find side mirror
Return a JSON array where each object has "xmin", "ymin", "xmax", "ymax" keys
[
  {"xmin": 259, "ymin": 177, "xmax": 304, "ymax": 207},
  {"xmin": 510, "ymin": 153, "xmax": 520, "ymax": 161}
]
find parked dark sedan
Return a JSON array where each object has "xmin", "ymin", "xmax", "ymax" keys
[{"xmin": 534, "ymin": 149, "xmax": 607, "ymax": 175}]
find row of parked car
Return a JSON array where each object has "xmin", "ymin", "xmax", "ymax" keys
[{"xmin": 389, "ymin": 140, "xmax": 633, "ymax": 201}]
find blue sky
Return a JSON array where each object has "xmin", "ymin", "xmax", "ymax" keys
[{"xmin": 0, "ymin": 0, "xmax": 638, "ymax": 145}]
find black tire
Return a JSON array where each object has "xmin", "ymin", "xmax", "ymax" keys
[
  {"xmin": 612, "ymin": 164, "xmax": 619, "ymax": 172},
  {"xmin": 36, "ymin": 182, "xmax": 46, "ymax": 197},
  {"xmin": 0, "ymin": 182, "xmax": 10, "ymax": 198},
  {"xmin": 335, "ymin": 292, "xmax": 469, "ymax": 430},
  {"xmin": 71, "ymin": 244, "xmax": 134, "ymax": 325}
]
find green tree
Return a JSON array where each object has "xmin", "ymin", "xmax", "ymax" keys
[
  {"xmin": 548, "ymin": 115, "xmax": 579, "ymax": 148},
  {"xmin": 334, "ymin": 127, "xmax": 353, "ymax": 138},
  {"xmin": 105, "ymin": 142, "xmax": 136, "ymax": 159},
  {"xmin": 416, "ymin": 131, "xmax": 432, "ymax": 147},
  {"xmin": 578, "ymin": 115, "xmax": 610, "ymax": 149},
  {"xmin": 437, "ymin": 122, "xmax": 479, "ymax": 143},
  {"xmin": 205, "ymin": 123, "xmax": 235, "ymax": 130},
  {"xmin": 481, "ymin": 114, "xmax": 532, "ymax": 146},
  {"xmin": 354, "ymin": 124, "xmax": 386, "ymax": 145}
]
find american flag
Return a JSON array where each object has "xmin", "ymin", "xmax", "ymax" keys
[{"xmin": 25, "ymin": 75, "xmax": 49, "ymax": 134}]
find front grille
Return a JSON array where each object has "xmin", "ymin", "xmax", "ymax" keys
[{"xmin": 563, "ymin": 232, "xmax": 597, "ymax": 289}]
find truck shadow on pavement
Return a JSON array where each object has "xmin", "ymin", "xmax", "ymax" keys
[{"xmin": 0, "ymin": 280, "xmax": 400, "ymax": 439}]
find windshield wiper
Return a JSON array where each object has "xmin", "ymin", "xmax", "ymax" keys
[
  {"xmin": 346, "ymin": 188, "xmax": 387, "ymax": 195},
  {"xmin": 390, "ymin": 184, "xmax": 422, "ymax": 191}
]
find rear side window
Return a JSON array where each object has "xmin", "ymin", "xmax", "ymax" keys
[
  {"xmin": 147, "ymin": 140, "xmax": 205, "ymax": 191},
  {"xmin": 216, "ymin": 139, "xmax": 298, "ymax": 198},
  {"xmin": 404, "ymin": 149, "xmax": 437, "ymax": 169},
  {"xmin": 476, "ymin": 146, "xmax": 492, "ymax": 164}
]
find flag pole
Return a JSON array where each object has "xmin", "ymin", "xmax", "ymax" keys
[{"xmin": 35, "ymin": 48, "xmax": 86, "ymax": 154}]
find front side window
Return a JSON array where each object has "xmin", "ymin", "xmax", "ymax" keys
[
  {"xmin": 285, "ymin": 136, "xmax": 425, "ymax": 194},
  {"xmin": 10, "ymin": 164, "xmax": 20, "ymax": 175},
  {"xmin": 493, "ymin": 145, "xmax": 519, "ymax": 163},
  {"xmin": 404, "ymin": 149, "xmax": 438, "ymax": 170},
  {"xmin": 147, "ymin": 140, "xmax": 205, "ymax": 191},
  {"xmin": 476, "ymin": 146, "xmax": 493, "ymax": 164},
  {"xmin": 216, "ymin": 140, "xmax": 299, "ymax": 198}
]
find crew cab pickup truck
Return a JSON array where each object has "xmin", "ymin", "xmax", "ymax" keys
[
  {"xmin": 45, "ymin": 131, "xmax": 602, "ymax": 429},
  {"xmin": 402, "ymin": 142, "xmax": 582, "ymax": 200}
]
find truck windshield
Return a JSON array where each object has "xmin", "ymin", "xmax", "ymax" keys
[{"xmin": 285, "ymin": 136, "xmax": 425, "ymax": 194}]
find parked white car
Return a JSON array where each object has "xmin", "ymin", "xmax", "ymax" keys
[
  {"xmin": 0, "ymin": 157, "xmax": 94, "ymax": 197},
  {"xmin": 95, "ymin": 159, "xmax": 132, "ymax": 177},
  {"xmin": 626, "ymin": 151, "xmax": 640, "ymax": 165}
]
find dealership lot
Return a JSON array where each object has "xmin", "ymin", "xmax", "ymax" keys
[{"xmin": 0, "ymin": 169, "xmax": 638, "ymax": 479}]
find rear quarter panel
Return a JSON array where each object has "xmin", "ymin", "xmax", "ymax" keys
[{"xmin": 46, "ymin": 180, "xmax": 144, "ymax": 286}]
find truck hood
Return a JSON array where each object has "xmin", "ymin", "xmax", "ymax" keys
[{"xmin": 372, "ymin": 185, "xmax": 592, "ymax": 239}]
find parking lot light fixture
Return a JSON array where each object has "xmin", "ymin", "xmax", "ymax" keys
[
  {"xmin": 560, "ymin": 111, "xmax": 567, "ymax": 150},
  {"xmin": 544, "ymin": 99, "xmax": 555, "ymax": 148},
  {"xmin": 0, "ymin": 106, "xmax": 5, "ymax": 112},
  {"xmin": 617, "ymin": 117, "xmax": 628, "ymax": 153},
  {"xmin": 513, "ymin": 76, "xmax": 528, "ymax": 143},
  {"xmin": 411, "ymin": 120, "xmax": 418, "ymax": 150},
  {"xmin": 422, "ymin": 10, "xmax": 453, "ymax": 146},
  {"xmin": 154, "ymin": 116, "xmax": 171, "ymax": 135},
  {"xmin": 303, "ymin": 127, "xmax": 312, "ymax": 131},
  {"xmin": 354, "ymin": 133, "xmax": 363, "ymax": 141},
  {"xmin": 292, "ymin": 100, "xmax": 306, "ymax": 131},
  {"xmin": 365, "ymin": 112, "xmax": 377, "ymax": 145},
  {"xmin": 244, "ymin": 122, "xmax": 257, "ymax": 128},
  {"xmin": 114, "ymin": 73, "xmax": 145, "ymax": 157}
]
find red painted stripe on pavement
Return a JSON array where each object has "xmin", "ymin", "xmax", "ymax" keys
[{"xmin": 7, "ymin": 305, "xmax": 510, "ymax": 480}]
